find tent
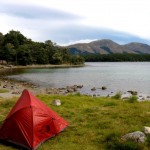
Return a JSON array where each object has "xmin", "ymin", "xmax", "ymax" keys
[{"xmin": 0, "ymin": 89, "xmax": 68, "ymax": 150}]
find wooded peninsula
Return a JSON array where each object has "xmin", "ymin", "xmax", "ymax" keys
[
  {"xmin": 0, "ymin": 30, "xmax": 84, "ymax": 65},
  {"xmin": 0, "ymin": 30, "xmax": 150, "ymax": 66}
]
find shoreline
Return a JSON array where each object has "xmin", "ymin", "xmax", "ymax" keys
[
  {"xmin": 0, "ymin": 78, "xmax": 150, "ymax": 101},
  {"xmin": 0, "ymin": 63, "xmax": 150, "ymax": 101},
  {"xmin": 0, "ymin": 64, "xmax": 84, "ymax": 98},
  {"xmin": 0, "ymin": 63, "xmax": 84, "ymax": 70}
]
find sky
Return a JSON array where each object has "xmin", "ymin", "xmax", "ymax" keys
[{"xmin": 0, "ymin": 0, "xmax": 150, "ymax": 45}]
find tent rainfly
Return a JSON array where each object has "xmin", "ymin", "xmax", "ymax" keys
[{"xmin": 0, "ymin": 89, "xmax": 68, "ymax": 150}]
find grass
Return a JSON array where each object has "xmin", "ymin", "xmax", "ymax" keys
[
  {"xmin": 0, "ymin": 94, "xmax": 150, "ymax": 150},
  {"xmin": 0, "ymin": 89, "xmax": 9, "ymax": 93}
]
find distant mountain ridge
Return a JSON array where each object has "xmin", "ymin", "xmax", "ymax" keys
[{"xmin": 68, "ymin": 39, "xmax": 150, "ymax": 54}]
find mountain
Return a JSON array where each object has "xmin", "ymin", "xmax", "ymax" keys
[{"xmin": 68, "ymin": 39, "xmax": 150, "ymax": 54}]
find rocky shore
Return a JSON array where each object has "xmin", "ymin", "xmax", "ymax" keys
[
  {"xmin": 0, "ymin": 64, "xmax": 150, "ymax": 100},
  {"xmin": 0, "ymin": 64, "xmax": 84, "ymax": 98},
  {"xmin": 0, "ymin": 77, "xmax": 84, "ymax": 98},
  {"xmin": 1, "ymin": 77, "xmax": 150, "ymax": 102}
]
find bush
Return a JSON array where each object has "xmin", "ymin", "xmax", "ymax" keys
[
  {"xmin": 128, "ymin": 95, "xmax": 138, "ymax": 103},
  {"xmin": 112, "ymin": 92, "xmax": 122, "ymax": 99}
]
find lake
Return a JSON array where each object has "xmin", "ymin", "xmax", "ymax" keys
[{"xmin": 6, "ymin": 62, "xmax": 150, "ymax": 96}]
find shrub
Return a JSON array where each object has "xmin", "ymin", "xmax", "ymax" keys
[
  {"xmin": 112, "ymin": 91, "xmax": 122, "ymax": 99},
  {"xmin": 128, "ymin": 95, "xmax": 138, "ymax": 103}
]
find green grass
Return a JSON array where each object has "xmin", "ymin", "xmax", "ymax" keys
[
  {"xmin": 0, "ymin": 95, "xmax": 150, "ymax": 150},
  {"xmin": 0, "ymin": 89, "xmax": 9, "ymax": 93}
]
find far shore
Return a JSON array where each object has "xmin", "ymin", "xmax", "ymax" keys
[{"xmin": 0, "ymin": 63, "xmax": 85, "ymax": 71}]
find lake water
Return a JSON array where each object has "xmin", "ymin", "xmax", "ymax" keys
[{"xmin": 7, "ymin": 62, "xmax": 150, "ymax": 96}]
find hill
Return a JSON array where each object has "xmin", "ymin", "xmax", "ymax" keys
[{"xmin": 68, "ymin": 39, "xmax": 150, "ymax": 54}]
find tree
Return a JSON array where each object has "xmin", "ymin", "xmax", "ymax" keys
[
  {"xmin": 0, "ymin": 30, "xmax": 85, "ymax": 65},
  {"xmin": 17, "ymin": 44, "xmax": 32, "ymax": 65},
  {"xmin": 70, "ymin": 55, "xmax": 85, "ymax": 65},
  {"xmin": 2, "ymin": 30, "xmax": 27, "ymax": 49},
  {"xmin": 1, "ymin": 43, "xmax": 15, "ymax": 64},
  {"xmin": 0, "ymin": 32, "xmax": 4, "ymax": 62}
]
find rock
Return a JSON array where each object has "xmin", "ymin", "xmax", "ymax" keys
[
  {"xmin": 3, "ymin": 85, "xmax": 7, "ymax": 88},
  {"xmin": 51, "ymin": 99, "xmax": 61, "ymax": 106},
  {"xmin": 91, "ymin": 87, "xmax": 96, "ymax": 91},
  {"xmin": 12, "ymin": 91, "xmax": 20, "ymax": 94},
  {"xmin": 143, "ymin": 126, "xmax": 150, "ymax": 135},
  {"xmin": 67, "ymin": 88, "xmax": 74, "ymax": 93},
  {"xmin": 77, "ymin": 85, "xmax": 83, "ymax": 88},
  {"xmin": 72, "ymin": 85, "xmax": 77, "ymax": 91},
  {"xmin": 107, "ymin": 94, "xmax": 110, "ymax": 97},
  {"xmin": 7, "ymin": 65, "xmax": 13, "ymax": 68},
  {"xmin": 102, "ymin": 86, "xmax": 107, "ymax": 90},
  {"xmin": 11, "ymin": 85, "xmax": 14, "ymax": 89},
  {"xmin": 121, "ymin": 131, "xmax": 146, "ymax": 143},
  {"xmin": 127, "ymin": 90, "xmax": 138, "ymax": 95},
  {"xmin": 92, "ymin": 94, "xmax": 96, "ymax": 97},
  {"xmin": 147, "ymin": 96, "xmax": 150, "ymax": 99}
]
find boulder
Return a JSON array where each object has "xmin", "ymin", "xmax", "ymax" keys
[
  {"xmin": 102, "ymin": 86, "xmax": 107, "ymax": 90},
  {"xmin": 67, "ymin": 88, "xmax": 74, "ymax": 93},
  {"xmin": 3, "ymin": 85, "xmax": 7, "ymax": 88},
  {"xmin": 143, "ymin": 126, "xmax": 150, "ymax": 135},
  {"xmin": 51, "ymin": 99, "xmax": 61, "ymax": 106},
  {"xmin": 122, "ymin": 97, "xmax": 130, "ymax": 100},
  {"xmin": 91, "ymin": 87, "xmax": 96, "ymax": 91},
  {"xmin": 77, "ymin": 85, "xmax": 83, "ymax": 88},
  {"xmin": 92, "ymin": 94, "xmax": 96, "ymax": 97},
  {"xmin": 127, "ymin": 90, "xmax": 138, "ymax": 95},
  {"xmin": 121, "ymin": 131, "xmax": 146, "ymax": 143},
  {"xmin": 12, "ymin": 91, "xmax": 20, "ymax": 94}
]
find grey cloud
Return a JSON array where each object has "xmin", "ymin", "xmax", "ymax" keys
[
  {"xmin": 0, "ymin": 3, "xmax": 81, "ymax": 20},
  {"xmin": 43, "ymin": 25, "xmax": 150, "ymax": 45}
]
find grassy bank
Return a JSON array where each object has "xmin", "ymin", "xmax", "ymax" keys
[{"xmin": 0, "ymin": 94, "xmax": 150, "ymax": 150}]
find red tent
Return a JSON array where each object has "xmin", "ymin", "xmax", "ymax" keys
[{"xmin": 0, "ymin": 89, "xmax": 68, "ymax": 150}]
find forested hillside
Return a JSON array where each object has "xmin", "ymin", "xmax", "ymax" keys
[
  {"xmin": 0, "ymin": 30, "xmax": 84, "ymax": 65},
  {"xmin": 83, "ymin": 53, "xmax": 150, "ymax": 62}
]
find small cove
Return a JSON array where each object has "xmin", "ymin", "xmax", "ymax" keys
[{"xmin": 3, "ymin": 62, "xmax": 150, "ymax": 96}]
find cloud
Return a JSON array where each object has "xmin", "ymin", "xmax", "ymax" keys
[
  {"xmin": 0, "ymin": 3, "xmax": 81, "ymax": 20},
  {"xmin": 43, "ymin": 25, "xmax": 150, "ymax": 45},
  {"xmin": 0, "ymin": 0, "xmax": 149, "ymax": 46}
]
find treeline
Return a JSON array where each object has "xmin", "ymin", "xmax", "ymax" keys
[
  {"xmin": 83, "ymin": 53, "xmax": 150, "ymax": 62},
  {"xmin": 0, "ymin": 30, "xmax": 84, "ymax": 65}
]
